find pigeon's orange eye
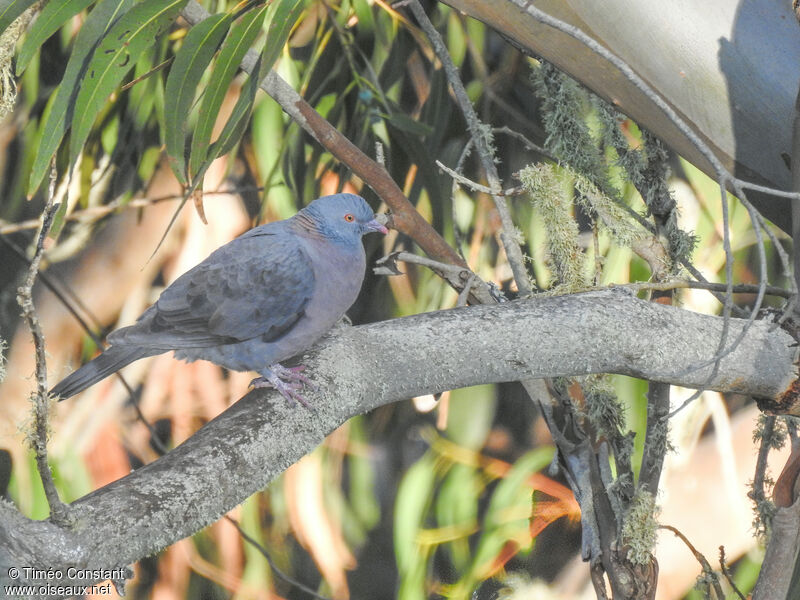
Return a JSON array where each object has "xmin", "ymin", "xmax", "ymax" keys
[{"xmin": 344, "ymin": 213, "xmax": 355, "ymax": 222}]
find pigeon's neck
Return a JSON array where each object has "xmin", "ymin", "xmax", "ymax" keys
[
  {"xmin": 290, "ymin": 211, "xmax": 356, "ymax": 248},
  {"xmin": 289, "ymin": 211, "xmax": 326, "ymax": 239}
]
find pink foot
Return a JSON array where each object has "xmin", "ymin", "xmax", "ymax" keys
[{"xmin": 250, "ymin": 363, "xmax": 316, "ymax": 408}]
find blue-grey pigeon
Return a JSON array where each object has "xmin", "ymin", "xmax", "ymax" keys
[{"xmin": 50, "ymin": 194, "xmax": 388, "ymax": 406}]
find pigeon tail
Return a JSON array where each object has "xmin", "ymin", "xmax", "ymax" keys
[{"xmin": 50, "ymin": 345, "xmax": 155, "ymax": 400}]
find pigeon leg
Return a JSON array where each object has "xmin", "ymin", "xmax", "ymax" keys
[{"xmin": 250, "ymin": 363, "xmax": 315, "ymax": 408}]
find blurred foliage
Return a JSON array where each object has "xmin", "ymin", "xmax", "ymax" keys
[{"xmin": 0, "ymin": 0, "xmax": 790, "ymax": 599}]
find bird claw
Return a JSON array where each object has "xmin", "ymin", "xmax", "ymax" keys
[{"xmin": 249, "ymin": 363, "xmax": 316, "ymax": 408}]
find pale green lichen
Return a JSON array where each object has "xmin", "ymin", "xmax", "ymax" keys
[
  {"xmin": 620, "ymin": 489, "xmax": 659, "ymax": 566},
  {"xmin": 0, "ymin": 3, "xmax": 41, "ymax": 122},
  {"xmin": 573, "ymin": 171, "xmax": 643, "ymax": 248},
  {"xmin": 519, "ymin": 163, "xmax": 586, "ymax": 291},
  {"xmin": 531, "ymin": 62, "xmax": 614, "ymax": 196},
  {"xmin": 583, "ymin": 374, "xmax": 626, "ymax": 439}
]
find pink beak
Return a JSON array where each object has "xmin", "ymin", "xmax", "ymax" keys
[{"xmin": 366, "ymin": 217, "xmax": 389, "ymax": 235}]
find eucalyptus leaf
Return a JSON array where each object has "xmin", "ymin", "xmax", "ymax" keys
[
  {"xmin": 28, "ymin": 0, "xmax": 134, "ymax": 194},
  {"xmin": 16, "ymin": 0, "xmax": 95, "ymax": 75},
  {"xmin": 164, "ymin": 11, "xmax": 233, "ymax": 184},
  {"xmin": 69, "ymin": 0, "xmax": 188, "ymax": 167}
]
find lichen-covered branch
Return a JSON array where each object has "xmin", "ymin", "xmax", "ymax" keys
[{"xmin": 15, "ymin": 169, "xmax": 68, "ymax": 525}]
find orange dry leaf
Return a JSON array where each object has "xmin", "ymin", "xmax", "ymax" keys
[{"xmin": 83, "ymin": 423, "xmax": 131, "ymax": 488}]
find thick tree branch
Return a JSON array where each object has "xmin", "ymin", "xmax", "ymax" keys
[{"xmin": 1, "ymin": 291, "xmax": 796, "ymax": 592}]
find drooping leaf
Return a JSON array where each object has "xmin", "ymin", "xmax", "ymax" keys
[
  {"xmin": 28, "ymin": 0, "xmax": 134, "ymax": 194},
  {"xmin": 164, "ymin": 11, "xmax": 233, "ymax": 184},
  {"xmin": 129, "ymin": 44, "xmax": 168, "ymax": 129},
  {"xmin": 68, "ymin": 0, "xmax": 188, "ymax": 168},
  {"xmin": 382, "ymin": 111, "xmax": 434, "ymax": 137},
  {"xmin": 0, "ymin": 0, "xmax": 37, "ymax": 37},
  {"xmin": 16, "ymin": 0, "xmax": 95, "ymax": 75},
  {"xmin": 202, "ymin": 0, "xmax": 306, "ymax": 165},
  {"xmin": 261, "ymin": 0, "xmax": 306, "ymax": 74},
  {"xmin": 187, "ymin": 5, "xmax": 266, "ymax": 183}
]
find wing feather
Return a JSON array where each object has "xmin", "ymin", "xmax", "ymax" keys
[{"xmin": 109, "ymin": 229, "xmax": 314, "ymax": 349}]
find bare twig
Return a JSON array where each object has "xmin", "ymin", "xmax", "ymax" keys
[
  {"xmin": 457, "ymin": 274, "xmax": 477, "ymax": 306},
  {"xmin": 617, "ymin": 280, "xmax": 792, "ymax": 299},
  {"xmin": 736, "ymin": 180, "xmax": 800, "ymax": 200},
  {"xmin": 436, "ymin": 160, "xmax": 525, "ymax": 196},
  {"xmin": 660, "ymin": 525, "xmax": 725, "ymax": 599},
  {"xmin": 17, "ymin": 164, "xmax": 70, "ymax": 524},
  {"xmin": 493, "ymin": 125, "xmax": 553, "ymax": 159},
  {"xmin": 0, "ymin": 186, "xmax": 266, "ymax": 235},
  {"xmin": 407, "ymin": 0, "xmax": 532, "ymax": 295},
  {"xmin": 374, "ymin": 251, "xmax": 484, "ymax": 298},
  {"xmin": 224, "ymin": 516, "xmax": 331, "ymax": 600},
  {"xmin": 666, "ymin": 389, "xmax": 703, "ymax": 420},
  {"xmin": 718, "ymin": 546, "xmax": 747, "ymax": 600}
]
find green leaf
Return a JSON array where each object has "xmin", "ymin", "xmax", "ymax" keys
[
  {"xmin": 0, "ymin": 0, "xmax": 37, "ymax": 37},
  {"xmin": 187, "ymin": 5, "xmax": 266, "ymax": 182},
  {"xmin": 201, "ymin": 0, "xmax": 306, "ymax": 168},
  {"xmin": 16, "ymin": 0, "xmax": 95, "ymax": 75},
  {"xmin": 164, "ymin": 11, "xmax": 232, "ymax": 184},
  {"xmin": 381, "ymin": 111, "xmax": 434, "ymax": 137},
  {"xmin": 435, "ymin": 463, "xmax": 480, "ymax": 570},
  {"xmin": 28, "ymin": 0, "xmax": 134, "ymax": 194},
  {"xmin": 129, "ymin": 44, "xmax": 166, "ymax": 129},
  {"xmin": 261, "ymin": 0, "xmax": 305, "ymax": 74},
  {"xmin": 461, "ymin": 447, "xmax": 555, "ymax": 588},
  {"xmin": 395, "ymin": 453, "xmax": 437, "ymax": 600},
  {"xmin": 69, "ymin": 0, "xmax": 188, "ymax": 167},
  {"xmin": 394, "ymin": 453, "xmax": 436, "ymax": 574},
  {"xmin": 445, "ymin": 385, "xmax": 497, "ymax": 450},
  {"xmin": 347, "ymin": 417, "xmax": 380, "ymax": 529}
]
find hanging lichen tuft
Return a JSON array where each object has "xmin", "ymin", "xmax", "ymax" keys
[{"xmin": 519, "ymin": 163, "xmax": 586, "ymax": 291}]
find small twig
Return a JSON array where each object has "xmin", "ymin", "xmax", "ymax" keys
[
  {"xmin": 17, "ymin": 163, "xmax": 70, "ymax": 524},
  {"xmin": 408, "ymin": 0, "xmax": 532, "ymax": 295},
  {"xmin": 719, "ymin": 545, "xmax": 747, "ymax": 600},
  {"xmin": 680, "ymin": 261, "xmax": 748, "ymax": 317},
  {"xmin": 457, "ymin": 274, "xmax": 477, "ymax": 306},
  {"xmin": 493, "ymin": 125, "xmax": 554, "ymax": 160},
  {"xmin": 736, "ymin": 179, "xmax": 800, "ymax": 201},
  {"xmin": 0, "ymin": 186, "xmax": 266, "ymax": 235},
  {"xmin": 617, "ymin": 279, "xmax": 792, "ymax": 299},
  {"xmin": 224, "ymin": 516, "xmax": 331, "ymax": 600},
  {"xmin": 660, "ymin": 525, "xmax": 725, "ymax": 599},
  {"xmin": 666, "ymin": 389, "xmax": 702, "ymax": 420},
  {"xmin": 119, "ymin": 57, "xmax": 174, "ymax": 92},
  {"xmin": 375, "ymin": 250, "xmax": 474, "ymax": 279},
  {"xmin": 436, "ymin": 160, "xmax": 525, "ymax": 196}
]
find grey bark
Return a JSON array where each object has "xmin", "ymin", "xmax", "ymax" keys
[{"xmin": 0, "ymin": 290, "xmax": 797, "ymax": 593}]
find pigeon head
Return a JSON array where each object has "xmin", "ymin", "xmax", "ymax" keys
[{"xmin": 298, "ymin": 194, "xmax": 388, "ymax": 243}]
